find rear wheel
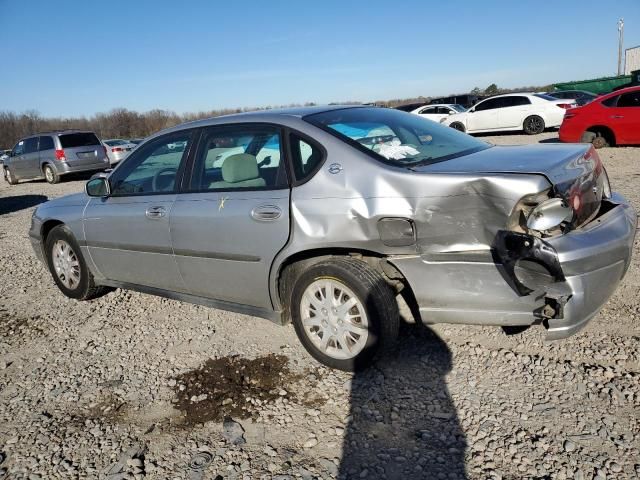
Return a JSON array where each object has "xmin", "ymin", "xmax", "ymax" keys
[
  {"xmin": 289, "ymin": 258, "xmax": 399, "ymax": 371},
  {"xmin": 45, "ymin": 225, "xmax": 107, "ymax": 300},
  {"xmin": 449, "ymin": 122, "xmax": 466, "ymax": 132},
  {"xmin": 591, "ymin": 133, "xmax": 610, "ymax": 149},
  {"xmin": 43, "ymin": 164, "xmax": 60, "ymax": 184},
  {"xmin": 4, "ymin": 167, "xmax": 17, "ymax": 185},
  {"xmin": 523, "ymin": 115, "xmax": 545, "ymax": 135}
]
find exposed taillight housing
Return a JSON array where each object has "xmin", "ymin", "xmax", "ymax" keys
[
  {"xmin": 103, "ymin": 146, "xmax": 108, "ymax": 157},
  {"xmin": 112, "ymin": 147, "xmax": 123, "ymax": 152},
  {"xmin": 556, "ymin": 103, "xmax": 573, "ymax": 109},
  {"xmin": 54, "ymin": 149, "xmax": 66, "ymax": 161}
]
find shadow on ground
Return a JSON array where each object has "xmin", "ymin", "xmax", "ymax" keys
[
  {"xmin": 0, "ymin": 194, "xmax": 48, "ymax": 215},
  {"xmin": 339, "ymin": 321, "xmax": 467, "ymax": 479}
]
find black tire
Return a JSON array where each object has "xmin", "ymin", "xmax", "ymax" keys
[
  {"xmin": 43, "ymin": 164, "xmax": 60, "ymax": 184},
  {"xmin": 449, "ymin": 122, "xmax": 466, "ymax": 133},
  {"xmin": 4, "ymin": 167, "xmax": 17, "ymax": 185},
  {"xmin": 289, "ymin": 258, "xmax": 399, "ymax": 371},
  {"xmin": 523, "ymin": 115, "xmax": 545, "ymax": 135},
  {"xmin": 45, "ymin": 225, "xmax": 107, "ymax": 300},
  {"xmin": 591, "ymin": 135, "xmax": 609, "ymax": 149}
]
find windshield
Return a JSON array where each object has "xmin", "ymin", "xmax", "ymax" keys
[
  {"xmin": 305, "ymin": 107, "xmax": 489, "ymax": 167},
  {"xmin": 452, "ymin": 104, "xmax": 466, "ymax": 112}
]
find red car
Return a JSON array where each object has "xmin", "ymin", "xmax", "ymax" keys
[{"xmin": 559, "ymin": 86, "xmax": 640, "ymax": 148}]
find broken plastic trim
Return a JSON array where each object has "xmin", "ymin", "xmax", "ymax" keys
[{"xmin": 494, "ymin": 230, "xmax": 564, "ymax": 296}]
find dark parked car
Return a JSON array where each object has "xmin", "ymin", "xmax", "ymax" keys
[{"xmin": 546, "ymin": 90, "xmax": 597, "ymax": 106}]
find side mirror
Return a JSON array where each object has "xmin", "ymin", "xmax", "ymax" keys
[
  {"xmin": 468, "ymin": 108, "xmax": 475, "ymax": 113},
  {"xmin": 449, "ymin": 111, "xmax": 455, "ymax": 115},
  {"xmin": 86, "ymin": 177, "xmax": 110, "ymax": 197}
]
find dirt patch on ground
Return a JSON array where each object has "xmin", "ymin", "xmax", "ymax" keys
[
  {"xmin": 172, "ymin": 354, "xmax": 301, "ymax": 425},
  {"xmin": 0, "ymin": 310, "xmax": 43, "ymax": 338}
]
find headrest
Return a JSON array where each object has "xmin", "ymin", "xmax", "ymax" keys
[{"xmin": 221, "ymin": 153, "xmax": 259, "ymax": 183}]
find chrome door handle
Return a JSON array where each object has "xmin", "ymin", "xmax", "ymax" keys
[
  {"xmin": 610, "ymin": 115, "xmax": 624, "ymax": 119},
  {"xmin": 145, "ymin": 206, "xmax": 166, "ymax": 218},
  {"xmin": 251, "ymin": 205, "xmax": 282, "ymax": 221}
]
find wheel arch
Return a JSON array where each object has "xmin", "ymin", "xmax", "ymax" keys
[
  {"xmin": 271, "ymin": 247, "xmax": 418, "ymax": 324},
  {"xmin": 41, "ymin": 219, "xmax": 65, "ymax": 244},
  {"xmin": 583, "ymin": 125, "xmax": 616, "ymax": 145}
]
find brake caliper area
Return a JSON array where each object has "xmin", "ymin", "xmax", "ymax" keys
[{"xmin": 495, "ymin": 230, "xmax": 570, "ymax": 320}]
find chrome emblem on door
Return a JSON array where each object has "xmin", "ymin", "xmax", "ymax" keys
[{"xmin": 328, "ymin": 163, "xmax": 343, "ymax": 174}]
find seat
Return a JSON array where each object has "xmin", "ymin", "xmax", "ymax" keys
[{"xmin": 208, "ymin": 153, "xmax": 266, "ymax": 189}]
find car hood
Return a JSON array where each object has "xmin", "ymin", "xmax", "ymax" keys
[
  {"xmin": 416, "ymin": 144, "xmax": 591, "ymax": 184},
  {"xmin": 40, "ymin": 192, "xmax": 88, "ymax": 209}
]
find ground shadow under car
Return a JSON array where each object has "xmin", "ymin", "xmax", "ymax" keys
[
  {"xmin": 339, "ymin": 320, "xmax": 467, "ymax": 480},
  {"xmin": 0, "ymin": 194, "xmax": 48, "ymax": 216}
]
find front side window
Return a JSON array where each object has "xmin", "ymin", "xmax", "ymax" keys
[
  {"xmin": 38, "ymin": 136, "xmax": 54, "ymax": 151},
  {"xmin": 23, "ymin": 137, "xmax": 39, "ymax": 154},
  {"xmin": 601, "ymin": 95, "xmax": 619, "ymax": 107},
  {"xmin": 110, "ymin": 131, "xmax": 192, "ymax": 195},
  {"xmin": 190, "ymin": 125, "xmax": 287, "ymax": 191},
  {"xmin": 12, "ymin": 140, "xmax": 25, "ymax": 157},
  {"xmin": 617, "ymin": 91, "xmax": 640, "ymax": 108},
  {"xmin": 306, "ymin": 107, "xmax": 490, "ymax": 167}
]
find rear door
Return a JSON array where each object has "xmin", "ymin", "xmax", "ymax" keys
[
  {"xmin": 38, "ymin": 135, "xmax": 55, "ymax": 170},
  {"xmin": 609, "ymin": 90, "xmax": 640, "ymax": 144},
  {"xmin": 58, "ymin": 132, "xmax": 103, "ymax": 168},
  {"xmin": 83, "ymin": 129, "xmax": 196, "ymax": 290},
  {"xmin": 497, "ymin": 96, "xmax": 531, "ymax": 128},
  {"xmin": 467, "ymin": 97, "xmax": 502, "ymax": 131},
  {"xmin": 170, "ymin": 123, "xmax": 290, "ymax": 309}
]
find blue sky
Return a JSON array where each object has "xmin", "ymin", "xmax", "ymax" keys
[{"xmin": 1, "ymin": 0, "xmax": 638, "ymax": 116}]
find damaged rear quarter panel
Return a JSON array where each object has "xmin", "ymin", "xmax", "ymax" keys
[{"xmin": 270, "ymin": 131, "xmax": 551, "ymax": 322}]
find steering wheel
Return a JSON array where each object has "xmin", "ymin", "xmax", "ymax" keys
[{"xmin": 152, "ymin": 167, "xmax": 178, "ymax": 192}]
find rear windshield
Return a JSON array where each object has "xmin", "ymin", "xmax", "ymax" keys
[
  {"xmin": 305, "ymin": 107, "xmax": 490, "ymax": 167},
  {"xmin": 59, "ymin": 132, "xmax": 100, "ymax": 148},
  {"xmin": 534, "ymin": 93, "xmax": 558, "ymax": 101},
  {"xmin": 105, "ymin": 139, "xmax": 127, "ymax": 146}
]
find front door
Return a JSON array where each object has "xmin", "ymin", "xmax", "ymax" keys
[
  {"xmin": 8, "ymin": 140, "xmax": 26, "ymax": 177},
  {"xmin": 170, "ymin": 124, "xmax": 290, "ymax": 309},
  {"xmin": 467, "ymin": 97, "xmax": 502, "ymax": 131},
  {"xmin": 83, "ymin": 129, "xmax": 196, "ymax": 291}
]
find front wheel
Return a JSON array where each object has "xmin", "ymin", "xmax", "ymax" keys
[
  {"xmin": 289, "ymin": 258, "xmax": 399, "ymax": 371},
  {"xmin": 4, "ymin": 167, "xmax": 17, "ymax": 185},
  {"xmin": 45, "ymin": 225, "xmax": 107, "ymax": 300},
  {"xmin": 523, "ymin": 115, "xmax": 545, "ymax": 135}
]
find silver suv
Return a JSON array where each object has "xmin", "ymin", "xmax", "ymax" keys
[
  {"xmin": 28, "ymin": 107, "xmax": 636, "ymax": 371},
  {"xmin": 4, "ymin": 130, "xmax": 109, "ymax": 184}
]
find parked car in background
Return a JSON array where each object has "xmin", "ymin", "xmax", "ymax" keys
[
  {"xmin": 4, "ymin": 130, "xmax": 109, "ymax": 184},
  {"xmin": 545, "ymin": 90, "xmax": 597, "ymax": 106},
  {"xmin": 559, "ymin": 86, "xmax": 640, "ymax": 148},
  {"xmin": 430, "ymin": 94, "xmax": 485, "ymax": 109},
  {"xmin": 128, "ymin": 138, "xmax": 144, "ymax": 145},
  {"xmin": 411, "ymin": 104, "xmax": 466, "ymax": 122},
  {"xmin": 103, "ymin": 139, "xmax": 135, "ymax": 165},
  {"xmin": 442, "ymin": 93, "xmax": 576, "ymax": 135},
  {"xmin": 0, "ymin": 149, "xmax": 11, "ymax": 167},
  {"xmin": 29, "ymin": 106, "xmax": 635, "ymax": 371},
  {"xmin": 394, "ymin": 102, "xmax": 428, "ymax": 112}
]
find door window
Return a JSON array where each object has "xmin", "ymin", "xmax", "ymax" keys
[
  {"xmin": 502, "ymin": 96, "xmax": 531, "ymax": 107},
  {"xmin": 190, "ymin": 125, "xmax": 287, "ymax": 191},
  {"xmin": 420, "ymin": 107, "xmax": 437, "ymax": 114},
  {"xmin": 290, "ymin": 134, "xmax": 324, "ymax": 182},
  {"xmin": 23, "ymin": 137, "xmax": 39, "ymax": 154},
  {"xmin": 109, "ymin": 131, "xmax": 193, "ymax": 196},
  {"xmin": 473, "ymin": 98, "xmax": 502, "ymax": 111},
  {"xmin": 617, "ymin": 91, "xmax": 640, "ymax": 108},
  {"xmin": 12, "ymin": 140, "xmax": 25, "ymax": 157},
  {"xmin": 38, "ymin": 136, "xmax": 54, "ymax": 151}
]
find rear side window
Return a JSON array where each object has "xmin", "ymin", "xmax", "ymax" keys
[
  {"xmin": 59, "ymin": 132, "xmax": 100, "ymax": 148},
  {"xmin": 617, "ymin": 91, "xmax": 640, "ymax": 108},
  {"xmin": 38, "ymin": 136, "xmax": 54, "ymax": 151},
  {"xmin": 23, "ymin": 137, "xmax": 39, "ymax": 154},
  {"xmin": 503, "ymin": 96, "xmax": 530, "ymax": 106},
  {"xmin": 290, "ymin": 134, "xmax": 324, "ymax": 182}
]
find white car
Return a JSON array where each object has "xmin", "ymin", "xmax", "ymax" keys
[
  {"xmin": 441, "ymin": 93, "xmax": 576, "ymax": 135},
  {"xmin": 411, "ymin": 104, "xmax": 466, "ymax": 123},
  {"xmin": 103, "ymin": 139, "xmax": 135, "ymax": 165}
]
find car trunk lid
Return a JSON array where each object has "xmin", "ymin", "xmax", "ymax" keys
[{"xmin": 415, "ymin": 144, "xmax": 605, "ymax": 229}]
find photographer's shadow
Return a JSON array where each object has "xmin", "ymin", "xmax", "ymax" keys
[{"xmin": 339, "ymin": 308, "xmax": 467, "ymax": 479}]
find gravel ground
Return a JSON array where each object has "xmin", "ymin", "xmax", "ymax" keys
[{"xmin": 0, "ymin": 131, "xmax": 638, "ymax": 480}]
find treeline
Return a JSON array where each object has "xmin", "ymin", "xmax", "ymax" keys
[{"xmin": 0, "ymin": 83, "xmax": 553, "ymax": 149}]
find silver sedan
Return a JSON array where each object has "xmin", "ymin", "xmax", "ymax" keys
[
  {"xmin": 29, "ymin": 106, "xmax": 636, "ymax": 370},
  {"xmin": 102, "ymin": 139, "xmax": 135, "ymax": 165}
]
